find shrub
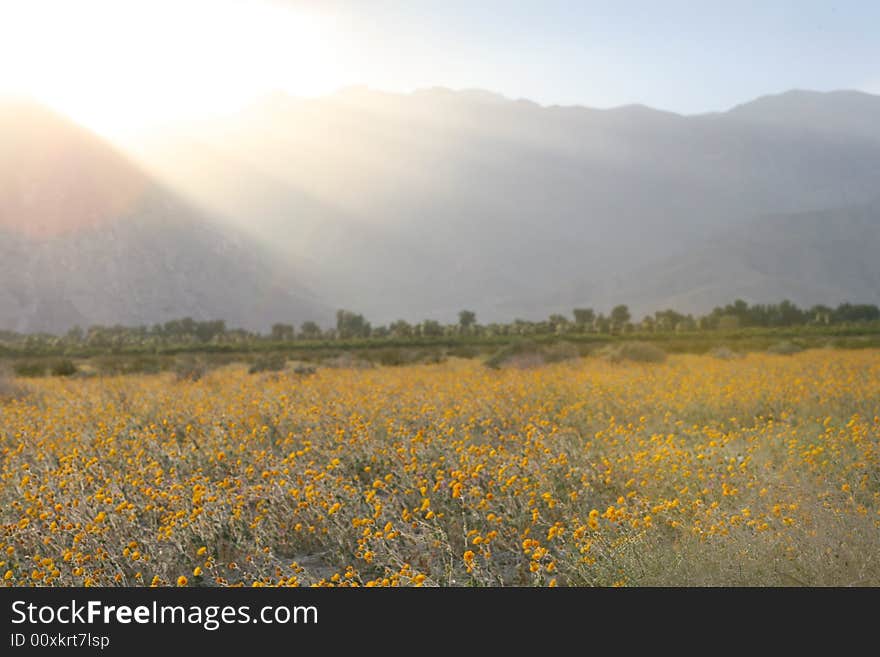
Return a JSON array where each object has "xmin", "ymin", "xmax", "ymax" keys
[
  {"xmin": 446, "ymin": 344, "xmax": 484, "ymax": 359},
  {"xmin": 13, "ymin": 361, "xmax": 46, "ymax": 377},
  {"xmin": 485, "ymin": 340, "xmax": 582, "ymax": 370},
  {"xmin": 248, "ymin": 354, "xmax": 287, "ymax": 374},
  {"xmin": 94, "ymin": 356, "xmax": 165, "ymax": 376},
  {"xmin": 368, "ymin": 348, "xmax": 409, "ymax": 367},
  {"xmin": 710, "ymin": 346, "xmax": 742, "ymax": 360},
  {"xmin": 484, "ymin": 340, "xmax": 540, "ymax": 369},
  {"xmin": 174, "ymin": 357, "xmax": 207, "ymax": 382},
  {"xmin": 414, "ymin": 350, "xmax": 447, "ymax": 365},
  {"xmin": 0, "ymin": 367, "xmax": 23, "ymax": 400},
  {"xmin": 542, "ymin": 341, "xmax": 580, "ymax": 364},
  {"xmin": 602, "ymin": 341, "xmax": 667, "ymax": 364},
  {"xmin": 50, "ymin": 359, "xmax": 78, "ymax": 377},
  {"xmin": 360, "ymin": 348, "xmax": 447, "ymax": 367},
  {"xmin": 321, "ymin": 353, "xmax": 375, "ymax": 370},
  {"xmin": 767, "ymin": 341, "xmax": 804, "ymax": 355}
]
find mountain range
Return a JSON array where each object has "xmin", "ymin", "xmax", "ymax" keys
[
  {"xmin": 2, "ymin": 87, "xmax": 879, "ymax": 333},
  {"xmin": 0, "ymin": 100, "xmax": 328, "ymax": 334}
]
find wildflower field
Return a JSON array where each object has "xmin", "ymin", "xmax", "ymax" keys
[{"xmin": 2, "ymin": 349, "xmax": 878, "ymax": 586}]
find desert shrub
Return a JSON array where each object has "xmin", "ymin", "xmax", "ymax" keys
[
  {"xmin": 484, "ymin": 340, "xmax": 580, "ymax": 369},
  {"xmin": 767, "ymin": 340, "xmax": 804, "ymax": 355},
  {"xmin": 130, "ymin": 356, "xmax": 165, "ymax": 374},
  {"xmin": 368, "ymin": 348, "xmax": 409, "ymax": 367},
  {"xmin": 249, "ymin": 354, "xmax": 287, "ymax": 374},
  {"xmin": 415, "ymin": 350, "xmax": 448, "ymax": 365},
  {"xmin": 362, "ymin": 348, "xmax": 447, "ymax": 367},
  {"xmin": 50, "ymin": 359, "xmax": 78, "ymax": 377},
  {"xmin": 94, "ymin": 356, "xmax": 165, "ymax": 376},
  {"xmin": 13, "ymin": 361, "xmax": 46, "ymax": 377},
  {"xmin": 0, "ymin": 367, "xmax": 23, "ymax": 400},
  {"xmin": 542, "ymin": 341, "xmax": 580, "ymax": 363},
  {"xmin": 93, "ymin": 357, "xmax": 128, "ymax": 376},
  {"xmin": 485, "ymin": 340, "xmax": 543, "ymax": 369},
  {"xmin": 710, "ymin": 346, "xmax": 743, "ymax": 360},
  {"xmin": 174, "ymin": 357, "xmax": 208, "ymax": 382},
  {"xmin": 292, "ymin": 364, "xmax": 317, "ymax": 376},
  {"xmin": 321, "ymin": 353, "xmax": 374, "ymax": 369},
  {"xmin": 446, "ymin": 344, "xmax": 484, "ymax": 359},
  {"xmin": 602, "ymin": 341, "xmax": 667, "ymax": 364}
]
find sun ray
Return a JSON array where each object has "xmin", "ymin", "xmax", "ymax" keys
[{"xmin": 0, "ymin": 0, "xmax": 340, "ymax": 137}]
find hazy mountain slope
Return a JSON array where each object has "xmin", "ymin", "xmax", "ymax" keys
[
  {"xmin": 0, "ymin": 101, "xmax": 330, "ymax": 334},
  {"xmin": 130, "ymin": 87, "xmax": 880, "ymax": 322},
  {"xmin": 580, "ymin": 200, "xmax": 880, "ymax": 317},
  {"xmin": 726, "ymin": 89, "xmax": 880, "ymax": 143},
  {"xmin": 0, "ymin": 99, "xmax": 149, "ymax": 239}
]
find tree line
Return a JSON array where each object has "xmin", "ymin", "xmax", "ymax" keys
[{"xmin": 1, "ymin": 299, "xmax": 878, "ymax": 352}]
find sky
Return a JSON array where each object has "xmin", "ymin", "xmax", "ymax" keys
[{"xmin": 1, "ymin": 0, "xmax": 878, "ymax": 136}]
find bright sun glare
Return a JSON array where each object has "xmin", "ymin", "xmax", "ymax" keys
[{"xmin": 0, "ymin": 0, "xmax": 340, "ymax": 136}]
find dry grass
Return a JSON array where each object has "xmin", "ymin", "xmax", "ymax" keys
[
  {"xmin": 602, "ymin": 341, "xmax": 668, "ymax": 363},
  {"xmin": 484, "ymin": 340, "xmax": 580, "ymax": 369},
  {"xmin": 767, "ymin": 340, "xmax": 805, "ymax": 355},
  {"xmin": 0, "ymin": 367, "xmax": 23, "ymax": 401},
  {"xmin": 710, "ymin": 346, "xmax": 743, "ymax": 360},
  {"xmin": 320, "ymin": 353, "xmax": 375, "ymax": 369},
  {"xmin": 1, "ymin": 350, "xmax": 878, "ymax": 587}
]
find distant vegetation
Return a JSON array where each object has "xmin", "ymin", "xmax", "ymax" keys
[
  {"xmin": 1, "ymin": 300, "xmax": 879, "ymax": 374},
  {"xmin": 483, "ymin": 340, "xmax": 582, "ymax": 370},
  {"xmin": 600, "ymin": 342, "xmax": 668, "ymax": 364}
]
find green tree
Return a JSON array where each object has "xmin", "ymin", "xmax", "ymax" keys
[
  {"xmin": 389, "ymin": 320, "xmax": 413, "ymax": 338},
  {"xmin": 610, "ymin": 305, "xmax": 631, "ymax": 329},
  {"xmin": 299, "ymin": 321, "xmax": 322, "ymax": 340},
  {"xmin": 654, "ymin": 309, "xmax": 685, "ymax": 332},
  {"xmin": 336, "ymin": 310, "xmax": 371, "ymax": 339},
  {"xmin": 195, "ymin": 320, "xmax": 226, "ymax": 343},
  {"xmin": 809, "ymin": 305, "xmax": 832, "ymax": 325},
  {"xmin": 548, "ymin": 314, "xmax": 569, "ymax": 334},
  {"xmin": 420, "ymin": 320, "xmax": 443, "ymax": 337},
  {"xmin": 458, "ymin": 310, "xmax": 477, "ymax": 334},
  {"xmin": 834, "ymin": 303, "xmax": 880, "ymax": 323},
  {"xmin": 595, "ymin": 314, "xmax": 611, "ymax": 334},
  {"xmin": 65, "ymin": 325, "xmax": 84, "ymax": 344},
  {"xmin": 271, "ymin": 323, "xmax": 295, "ymax": 341},
  {"xmin": 572, "ymin": 308, "xmax": 595, "ymax": 329}
]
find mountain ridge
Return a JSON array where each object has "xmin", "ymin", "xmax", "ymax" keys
[
  {"xmin": 3, "ymin": 87, "xmax": 880, "ymax": 331},
  {"xmin": 127, "ymin": 86, "xmax": 880, "ymax": 324}
]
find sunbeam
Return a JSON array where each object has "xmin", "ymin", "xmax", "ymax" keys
[{"xmin": 0, "ymin": 0, "xmax": 340, "ymax": 137}]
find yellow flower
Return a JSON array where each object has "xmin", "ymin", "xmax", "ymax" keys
[
  {"xmin": 177, "ymin": 575, "xmax": 188, "ymax": 587},
  {"xmin": 193, "ymin": 567, "xmax": 203, "ymax": 577}
]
